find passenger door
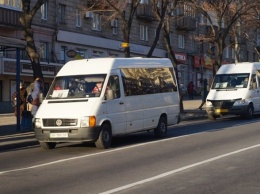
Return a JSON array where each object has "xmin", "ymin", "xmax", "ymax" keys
[
  {"xmin": 105, "ymin": 73, "xmax": 126, "ymax": 135},
  {"xmin": 255, "ymin": 72, "xmax": 260, "ymax": 112},
  {"xmin": 250, "ymin": 74, "xmax": 260, "ymax": 112}
]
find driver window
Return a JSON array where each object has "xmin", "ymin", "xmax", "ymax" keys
[
  {"xmin": 249, "ymin": 74, "xmax": 257, "ymax": 90},
  {"xmin": 257, "ymin": 70, "xmax": 260, "ymax": 88},
  {"xmin": 106, "ymin": 75, "xmax": 120, "ymax": 99}
]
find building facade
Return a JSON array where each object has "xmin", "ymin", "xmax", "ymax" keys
[{"xmin": 0, "ymin": 0, "xmax": 259, "ymax": 113}]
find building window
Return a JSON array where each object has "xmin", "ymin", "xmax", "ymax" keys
[
  {"xmin": 0, "ymin": 0, "xmax": 22, "ymax": 9},
  {"xmin": 60, "ymin": 46, "xmax": 66, "ymax": 63},
  {"xmin": 76, "ymin": 9, "xmax": 81, "ymax": 27},
  {"xmin": 92, "ymin": 13, "xmax": 101, "ymax": 31},
  {"xmin": 170, "ymin": 32, "xmax": 174, "ymax": 47},
  {"xmin": 257, "ymin": 29, "xmax": 260, "ymax": 47},
  {"xmin": 59, "ymin": 4, "xmax": 66, "ymax": 23},
  {"xmin": 139, "ymin": 0, "xmax": 149, "ymax": 4},
  {"xmin": 200, "ymin": 14, "xmax": 205, "ymax": 24},
  {"xmin": 225, "ymin": 47, "xmax": 229, "ymax": 58},
  {"xmin": 231, "ymin": 48, "xmax": 235, "ymax": 59},
  {"xmin": 76, "ymin": 49, "xmax": 87, "ymax": 59},
  {"xmin": 178, "ymin": 34, "xmax": 185, "ymax": 49},
  {"xmin": 41, "ymin": 1, "xmax": 48, "ymax": 20},
  {"xmin": 92, "ymin": 50, "xmax": 103, "ymax": 58},
  {"xmin": 191, "ymin": 38, "xmax": 195, "ymax": 51},
  {"xmin": 111, "ymin": 19, "xmax": 118, "ymax": 35},
  {"xmin": 39, "ymin": 42, "xmax": 48, "ymax": 62},
  {"xmin": 140, "ymin": 25, "xmax": 149, "ymax": 41}
]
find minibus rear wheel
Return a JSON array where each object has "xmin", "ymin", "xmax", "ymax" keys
[
  {"xmin": 39, "ymin": 142, "xmax": 56, "ymax": 149},
  {"xmin": 154, "ymin": 116, "xmax": 167, "ymax": 138},
  {"xmin": 95, "ymin": 123, "xmax": 112, "ymax": 149}
]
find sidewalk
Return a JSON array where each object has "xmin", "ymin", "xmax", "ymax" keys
[{"xmin": 0, "ymin": 95, "xmax": 207, "ymax": 151}]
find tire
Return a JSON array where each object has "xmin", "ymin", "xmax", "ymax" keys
[
  {"xmin": 208, "ymin": 114, "xmax": 217, "ymax": 121},
  {"xmin": 154, "ymin": 116, "xmax": 167, "ymax": 138},
  {"xmin": 244, "ymin": 104, "xmax": 254, "ymax": 119},
  {"xmin": 95, "ymin": 123, "xmax": 112, "ymax": 149},
  {"xmin": 39, "ymin": 142, "xmax": 56, "ymax": 149}
]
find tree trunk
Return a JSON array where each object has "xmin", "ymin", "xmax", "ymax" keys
[{"xmin": 20, "ymin": 0, "xmax": 44, "ymax": 80}]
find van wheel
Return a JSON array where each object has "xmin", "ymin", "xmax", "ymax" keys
[
  {"xmin": 95, "ymin": 123, "xmax": 112, "ymax": 149},
  {"xmin": 39, "ymin": 142, "xmax": 56, "ymax": 149},
  {"xmin": 208, "ymin": 114, "xmax": 217, "ymax": 121},
  {"xmin": 245, "ymin": 104, "xmax": 254, "ymax": 119},
  {"xmin": 154, "ymin": 117, "xmax": 167, "ymax": 138}
]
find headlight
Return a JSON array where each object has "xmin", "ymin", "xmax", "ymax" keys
[
  {"xmin": 234, "ymin": 99, "xmax": 246, "ymax": 105},
  {"xmin": 34, "ymin": 118, "xmax": 42, "ymax": 128},
  {"xmin": 80, "ymin": 116, "xmax": 96, "ymax": 127},
  {"xmin": 206, "ymin": 101, "xmax": 212, "ymax": 106}
]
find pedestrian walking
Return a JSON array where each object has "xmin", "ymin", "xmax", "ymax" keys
[
  {"xmin": 198, "ymin": 78, "xmax": 208, "ymax": 110},
  {"xmin": 26, "ymin": 82, "xmax": 34, "ymax": 112},
  {"xmin": 28, "ymin": 77, "xmax": 44, "ymax": 117},
  {"xmin": 187, "ymin": 81, "xmax": 194, "ymax": 100},
  {"xmin": 11, "ymin": 82, "xmax": 27, "ymax": 117}
]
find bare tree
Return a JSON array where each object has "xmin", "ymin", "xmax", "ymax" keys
[
  {"xmin": 148, "ymin": 0, "xmax": 185, "ymax": 111},
  {"xmin": 238, "ymin": 6, "xmax": 260, "ymax": 62},
  {"xmin": 188, "ymin": 0, "xmax": 260, "ymax": 75},
  {"xmin": 19, "ymin": 0, "xmax": 46, "ymax": 80},
  {"xmin": 146, "ymin": 0, "xmax": 170, "ymax": 57},
  {"xmin": 84, "ymin": 0, "xmax": 140, "ymax": 57}
]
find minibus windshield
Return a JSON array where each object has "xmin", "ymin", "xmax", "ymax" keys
[
  {"xmin": 211, "ymin": 73, "xmax": 250, "ymax": 89},
  {"xmin": 46, "ymin": 74, "xmax": 106, "ymax": 99}
]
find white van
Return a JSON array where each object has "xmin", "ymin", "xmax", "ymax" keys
[
  {"xmin": 206, "ymin": 62, "xmax": 260, "ymax": 120},
  {"xmin": 34, "ymin": 58, "xmax": 180, "ymax": 149}
]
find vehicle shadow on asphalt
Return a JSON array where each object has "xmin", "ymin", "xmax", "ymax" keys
[{"xmin": 2, "ymin": 115, "xmax": 260, "ymax": 152}]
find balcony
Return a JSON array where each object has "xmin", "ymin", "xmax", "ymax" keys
[
  {"xmin": 0, "ymin": 7, "xmax": 22, "ymax": 28},
  {"xmin": 175, "ymin": 16, "xmax": 196, "ymax": 31},
  {"xmin": 136, "ymin": 4, "xmax": 155, "ymax": 21}
]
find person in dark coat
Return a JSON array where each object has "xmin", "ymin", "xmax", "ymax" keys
[
  {"xmin": 187, "ymin": 81, "xmax": 194, "ymax": 100},
  {"xmin": 198, "ymin": 78, "xmax": 208, "ymax": 110},
  {"xmin": 12, "ymin": 82, "xmax": 27, "ymax": 117}
]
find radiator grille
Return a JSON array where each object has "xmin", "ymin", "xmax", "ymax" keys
[
  {"xmin": 211, "ymin": 101, "xmax": 235, "ymax": 109},
  {"xmin": 43, "ymin": 119, "xmax": 78, "ymax": 127}
]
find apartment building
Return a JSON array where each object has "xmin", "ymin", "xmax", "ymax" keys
[{"xmin": 0, "ymin": 0, "xmax": 258, "ymax": 113}]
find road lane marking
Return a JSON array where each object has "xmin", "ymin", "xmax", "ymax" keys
[
  {"xmin": 0, "ymin": 135, "xmax": 259, "ymax": 176},
  {"xmin": 100, "ymin": 144, "xmax": 260, "ymax": 194}
]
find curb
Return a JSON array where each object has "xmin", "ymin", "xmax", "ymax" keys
[
  {"xmin": 0, "ymin": 131, "xmax": 39, "ymax": 152},
  {"xmin": 0, "ymin": 139, "xmax": 39, "ymax": 152}
]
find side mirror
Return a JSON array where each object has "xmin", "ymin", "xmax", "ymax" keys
[{"xmin": 106, "ymin": 89, "xmax": 114, "ymax": 100}]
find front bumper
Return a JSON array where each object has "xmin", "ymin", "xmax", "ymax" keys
[
  {"xmin": 206, "ymin": 105, "xmax": 248, "ymax": 116},
  {"xmin": 34, "ymin": 126, "xmax": 101, "ymax": 143}
]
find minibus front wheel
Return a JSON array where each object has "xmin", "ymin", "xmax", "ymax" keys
[
  {"xmin": 207, "ymin": 114, "xmax": 217, "ymax": 121},
  {"xmin": 244, "ymin": 104, "xmax": 254, "ymax": 119},
  {"xmin": 39, "ymin": 142, "xmax": 56, "ymax": 149},
  {"xmin": 95, "ymin": 123, "xmax": 112, "ymax": 149}
]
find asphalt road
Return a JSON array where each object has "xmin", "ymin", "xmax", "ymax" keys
[{"xmin": 1, "ymin": 115, "xmax": 260, "ymax": 194}]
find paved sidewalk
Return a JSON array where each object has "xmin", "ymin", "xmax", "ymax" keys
[{"xmin": 0, "ymin": 95, "xmax": 207, "ymax": 151}]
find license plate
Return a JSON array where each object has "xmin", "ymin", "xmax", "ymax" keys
[
  {"xmin": 216, "ymin": 109, "xmax": 228, "ymax": 113},
  {"xmin": 50, "ymin": 133, "xmax": 68, "ymax": 138}
]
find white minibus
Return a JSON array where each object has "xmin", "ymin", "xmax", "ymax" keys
[
  {"xmin": 206, "ymin": 62, "xmax": 260, "ymax": 120},
  {"xmin": 34, "ymin": 58, "xmax": 180, "ymax": 149}
]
